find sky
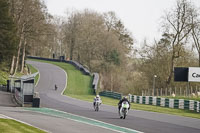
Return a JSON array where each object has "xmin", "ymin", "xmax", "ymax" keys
[{"xmin": 44, "ymin": 0, "xmax": 200, "ymax": 46}]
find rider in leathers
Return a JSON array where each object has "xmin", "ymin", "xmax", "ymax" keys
[
  {"xmin": 93, "ymin": 95, "xmax": 102, "ymax": 108},
  {"xmin": 118, "ymin": 96, "xmax": 130, "ymax": 113}
]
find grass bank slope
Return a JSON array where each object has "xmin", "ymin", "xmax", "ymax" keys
[
  {"xmin": 28, "ymin": 59, "xmax": 93, "ymax": 95},
  {"xmin": 28, "ymin": 59, "xmax": 200, "ymax": 119}
]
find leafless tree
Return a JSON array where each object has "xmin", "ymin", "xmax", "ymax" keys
[{"xmin": 161, "ymin": 0, "xmax": 194, "ymax": 86}]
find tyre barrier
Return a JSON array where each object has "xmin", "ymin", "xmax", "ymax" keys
[
  {"xmin": 130, "ymin": 95, "xmax": 200, "ymax": 113},
  {"xmin": 99, "ymin": 91, "xmax": 122, "ymax": 100}
]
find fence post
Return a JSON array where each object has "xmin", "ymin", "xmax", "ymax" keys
[
  {"xmin": 184, "ymin": 90, "xmax": 186, "ymax": 97},
  {"xmin": 196, "ymin": 86, "xmax": 198, "ymax": 94},
  {"xmin": 191, "ymin": 86, "xmax": 193, "ymax": 96},
  {"xmin": 175, "ymin": 87, "xmax": 177, "ymax": 96},
  {"xmin": 156, "ymin": 88, "xmax": 159, "ymax": 96},
  {"xmin": 170, "ymin": 87, "xmax": 172, "ymax": 96}
]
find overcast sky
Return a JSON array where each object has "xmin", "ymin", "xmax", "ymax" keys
[{"xmin": 44, "ymin": 0, "xmax": 200, "ymax": 46}]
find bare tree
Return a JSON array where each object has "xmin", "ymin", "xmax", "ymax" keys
[
  {"xmin": 191, "ymin": 7, "xmax": 200, "ymax": 66},
  {"xmin": 161, "ymin": 0, "xmax": 194, "ymax": 86},
  {"xmin": 9, "ymin": 0, "xmax": 50, "ymax": 74}
]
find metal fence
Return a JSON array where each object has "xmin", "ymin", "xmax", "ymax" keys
[
  {"xmin": 92, "ymin": 73, "xmax": 99, "ymax": 94},
  {"xmin": 141, "ymin": 87, "xmax": 200, "ymax": 97},
  {"xmin": 27, "ymin": 56, "xmax": 91, "ymax": 75},
  {"xmin": 27, "ymin": 56, "xmax": 99, "ymax": 93},
  {"xmin": 0, "ymin": 85, "xmax": 7, "ymax": 91}
]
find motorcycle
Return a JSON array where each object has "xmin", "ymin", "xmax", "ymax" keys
[
  {"xmin": 94, "ymin": 100, "xmax": 101, "ymax": 111},
  {"xmin": 119, "ymin": 101, "xmax": 129, "ymax": 119}
]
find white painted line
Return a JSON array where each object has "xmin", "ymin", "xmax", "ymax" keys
[
  {"xmin": 0, "ymin": 113, "xmax": 49, "ymax": 132},
  {"xmin": 34, "ymin": 67, "xmax": 40, "ymax": 87},
  {"xmin": 0, "ymin": 114, "xmax": 11, "ymax": 119},
  {"xmin": 31, "ymin": 107, "xmax": 143, "ymax": 133},
  {"xmin": 58, "ymin": 64, "xmax": 94, "ymax": 104},
  {"xmin": 60, "ymin": 67, "xmax": 67, "ymax": 95}
]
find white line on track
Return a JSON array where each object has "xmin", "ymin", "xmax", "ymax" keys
[{"xmin": 0, "ymin": 113, "xmax": 50, "ymax": 132}]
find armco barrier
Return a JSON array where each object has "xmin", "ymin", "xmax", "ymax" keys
[
  {"xmin": 129, "ymin": 94, "xmax": 200, "ymax": 113},
  {"xmin": 92, "ymin": 73, "xmax": 99, "ymax": 94},
  {"xmin": 99, "ymin": 91, "xmax": 122, "ymax": 100},
  {"xmin": 28, "ymin": 56, "xmax": 91, "ymax": 75},
  {"xmin": 28, "ymin": 56, "xmax": 99, "ymax": 93}
]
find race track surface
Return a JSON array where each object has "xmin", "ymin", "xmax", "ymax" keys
[{"xmin": 25, "ymin": 60, "xmax": 200, "ymax": 133}]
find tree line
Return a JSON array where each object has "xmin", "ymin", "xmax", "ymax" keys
[
  {"xmin": 1, "ymin": 0, "xmax": 200, "ymax": 95},
  {"xmin": 0, "ymin": 0, "xmax": 54, "ymax": 75}
]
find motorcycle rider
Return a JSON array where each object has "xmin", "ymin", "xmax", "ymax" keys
[
  {"xmin": 55, "ymin": 84, "xmax": 58, "ymax": 91},
  {"xmin": 93, "ymin": 95, "xmax": 102, "ymax": 108},
  {"xmin": 118, "ymin": 96, "xmax": 130, "ymax": 113}
]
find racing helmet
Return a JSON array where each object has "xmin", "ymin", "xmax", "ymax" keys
[{"xmin": 123, "ymin": 96, "xmax": 128, "ymax": 99}]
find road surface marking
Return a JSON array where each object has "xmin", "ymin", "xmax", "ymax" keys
[
  {"xmin": 25, "ymin": 107, "xmax": 143, "ymax": 133},
  {"xmin": 0, "ymin": 113, "xmax": 49, "ymax": 132}
]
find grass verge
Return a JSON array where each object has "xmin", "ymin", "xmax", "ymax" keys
[
  {"xmin": 27, "ymin": 59, "xmax": 93, "ymax": 95},
  {"xmin": 0, "ymin": 71, "xmax": 8, "ymax": 85},
  {"xmin": 0, "ymin": 118, "xmax": 46, "ymax": 133},
  {"xmin": 27, "ymin": 64, "xmax": 39, "ymax": 85},
  {"xmin": 28, "ymin": 58, "xmax": 200, "ymax": 119},
  {"xmin": 67, "ymin": 94, "xmax": 200, "ymax": 119}
]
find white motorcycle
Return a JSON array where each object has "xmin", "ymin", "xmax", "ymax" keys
[
  {"xmin": 94, "ymin": 100, "xmax": 101, "ymax": 111},
  {"xmin": 119, "ymin": 101, "xmax": 129, "ymax": 119}
]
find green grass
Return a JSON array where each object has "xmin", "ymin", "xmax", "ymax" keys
[
  {"xmin": 131, "ymin": 103, "xmax": 200, "ymax": 118},
  {"xmin": 27, "ymin": 64, "xmax": 39, "ymax": 85},
  {"xmin": 0, "ymin": 118, "xmax": 46, "ymax": 133},
  {"xmin": 28, "ymin": 59, "xmax": 93, "ymax": 95},
  {"xmin": 58, "ymin": 89, "xmax": 200, "ymax": 118},
  {"xmin": 0, "ymin": 71, "xmax": 8, "ymax": 85},
  {"xmin": 67, "ymin": 94, "xmax": 200, "ymax": 119},
  {"xmin": 27, "ymin": 58, "xmax": 200, "ymax": 119}
]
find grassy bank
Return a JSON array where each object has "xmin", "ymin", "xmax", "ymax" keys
[
  {"xmin": 0, "ymin": 118, "xmax": 46, "ymax": 133},
  {"xmin": 28, "ymin": 59, "xmax": 93, "ymax": 95},
  {"xmin": 27, "ymin": 64, "xmax": 39, "ymax": 85},
  {"xmin": 28, "ymin": 58, "xmax": 200, "ymax": 119}
]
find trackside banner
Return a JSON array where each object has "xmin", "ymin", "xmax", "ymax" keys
[{"xmin": 188, "ymin": 67, "xmax": 200, "ymax": 82}]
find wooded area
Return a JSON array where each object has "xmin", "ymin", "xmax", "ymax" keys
[{"xmin": 1, "ymin": 0, "xmax": 200, "ymax": 95}]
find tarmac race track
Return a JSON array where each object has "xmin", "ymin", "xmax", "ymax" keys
[{"xmin": 15, "ymin": 60, "xmax": 200, "ymax": 133}]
